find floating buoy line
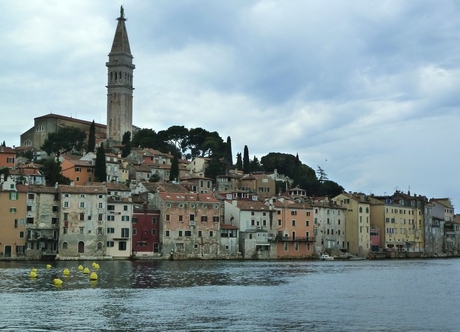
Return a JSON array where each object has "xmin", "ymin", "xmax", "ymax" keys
[{"xmin": 27, "ymin": 263, "xmax": 102, "ymax": 287}]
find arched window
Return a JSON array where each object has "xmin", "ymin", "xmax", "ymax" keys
[
  {"xmin": 78, "ymin": 241, "xmax": 85, "ymax": 253},
  {"xmin": 24, "ymin": 140, "xmax": 32, "ymax": 146},
  {"xmin": 62, "ymin": 242, "xmax": 68, "ymax": 249},
  {"xmin": 97, "ymin": 242, "xmax": 103, "ymax": 250},
  {"xmin": 36, "ymin": 125, "xmax": 45, "ymax": 132}
]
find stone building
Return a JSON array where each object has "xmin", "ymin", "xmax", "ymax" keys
[{"xmin": 106, "ymin": 6, "xmax": 135, "ymax": 143}]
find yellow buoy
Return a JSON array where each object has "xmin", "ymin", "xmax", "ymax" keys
[
  {"xmin": 77, "ymin": 265, "xmax": 83, "ymax": 271},
  {"xmin": 29, "ymin": 271, "xmax": 37, "ymax": 278},
  {"xmin": 91, "ymin": 262, "xmax": 97, "ymax": 267},
  {"xmin": 53, "ymin": 278, "xmax": 63, "ymax": 286},
  {"xmin": 31, "ymin": 268, "xmax": 37, "ymax": 272},
  {"xmin": 46, "ymin": 264, "xmax": 52, "ymax": 269},
  {"xmin": 89, "ymin": 272, "xmax": 98, "ymax": 281},
  {"xmin": 83, "ymin": 267, "xmax": 90, "ymax": 274},
  {"xmin": 63, "ymin": 268, "xmax": 70, "ymax": 276},
  {"xmin": 93, "ymin": 263, "xmax": 100, "ymax": 269}
]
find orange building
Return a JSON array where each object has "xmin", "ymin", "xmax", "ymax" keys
[
  {"xmin": 0, "ymin": 177, "xmax": 27, "ymax": 257},
  {"xmin": 273, "ymin": 198, "xmax": 315, "ymax": 258},
  {"xmin": 0, "ymin": 146, "xmax": 16, "ymax": 168},
  {"xmin": 60, "ymin": 155, "xmax": 95, "ymax": 185}
]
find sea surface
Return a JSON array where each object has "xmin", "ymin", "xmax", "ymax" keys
[{"xmin": 0, "ymin": 258, "xmax": 459, "ymax": 331}]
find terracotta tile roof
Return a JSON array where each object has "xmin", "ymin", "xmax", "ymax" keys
[
  {"xmin": 59, "ymin": 185, "xmax": 106, "ymax": 194},
  {"xmin": 28, "ymin": 185, "xmax": 59, "ymax": 193},
  {"xmin": 158, "ymin": 192, "xmax": 218, "ymax": 203},
  {"xmin": 235, "ymin": 200, "xmax": 272, "ymax": 211},
  {"xmin": 35, "ymin": 113, "xmax": 106, "ymax": 128},
  {"xmin": 220, "ymin": 223, "xmax": 238, "ymax": 230}
]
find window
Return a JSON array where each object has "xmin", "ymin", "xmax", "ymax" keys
[
  {"xmin": 75, "ymin": 167, "xmax": 81, "ymax": 172},
  {"xmin": 306, "ymin": 211, "xmax": 311, "ymax": 216},
  {"xmin": 294, "ymin": 242, "xmax": 299, "ymax": 251},
  {"xmin": 165, "ymin": 230, "xmax": 170, "ymax": 237},
  {"xmin": 63, "ymin": 201, "xmax": 69, "ymax": 208},
  {"xmin": 165, "ymin": 215, "xmax": 170, "ymax": 222},
  {"xmin": 209, "ymin": 231, "xmax": 214, "ymax": 237},
  {"xmin": 107, "ymin": 227, "xmax": 115, "ymax": 234},
  {"xmin": 107, "ymin": 215, "xmax": 114, "ymax": 221},
  {"xmin": 97, "ymin": 227, "xmax": 103, "ymax": 235},
  {"xmin": 98, "ymin": 203, "xmax": 104, "ymax": 209},
  {"xmin": 152, "ymin": 217, "xmax": 157, "ymax": 224},
  {"xmin": 121, "ymin": 228, "xmax": 129, "ymax": 238},
  {"xmin": 306, "ymin": 220, "xmax": 310, "ymax": 227},
  {"xmin": 185, "ymin": 231, "xmax": 192, "ymax": 237},
  {"xmin": 10, "ymin": 208, "xmax": 16, "ymax": 213},
  {"xmin": 9, "ymin": 192, "xmax": 18, "ymax": 200},
  {"xmin": 76, "ymin": 177, "xmax": 80, "ymax": 182},
  {"xmin": 107, "ymin": 205, "xmax": 115, "ymax": 211},
  {"xmin": 284, "ymin": 243, "xmax": 288, "ymax": 251},
  {"xmin": 79, "ymin": 227, "xmax": 84, "ymax": 234},
  {"xmin": 28, "ymin": 193, "xmax": 35, "ymax": 200},
  {"xmin": 118, "ymin": 242, "xmax": 127, "ymax": 251},
  {"xmin": 79, "ymin": 202, "xmax": 85, "ymax": 208},
  {"xmin": 179, "ymin": 215, "xmax": 183, "ymax": 222},
  {"xmin": 62, "ymin": 242, "xmax": 68, "ymax": 249},
  {"xmin": 292, "ymin": 220, "xmax": 296, "ymax": 226},
  {"xmin": 14, "ymin": 219, "xmax": 18, "ymax": 228},
  {"xmin": 79, "ymin": 213, "xmax": 85, "ymax": 221},
  {"xmin": 178, "ymin": 231, "xmax": 183, "ymax": 237},
  {"xmin": 124, "ymin": 205, "xmax": 128, "ymax": 211},
  {"xmin": 291, "ymin": 211, "xmax": 297, "ymax": 216},
  {"xmin": 107, "ymin": 241, "xmax": 114, "ymax": 247},
  {"xmin": 201, "ymin": 216, "xmax": 208, "ymax": 222},
  {"xmin": 278, "ymin": 219, "xmax": 282, "ymax": 226},
  {"xmin": 213, "ymin": 216, "xmax": 219, "ymax": 222},
  {"xmin": 198, "ymin": 231, "xmax": 202, "ymax": 237},
  {"xmin": 153, "ymin": 243, "xmax": 159, "ymax": 253},
  {"xmin": 121, "ymin": 216, "xmax": 130, "ymax": 222},
  {"xmin": 151, "ymin": 229, "xmax": 156, "ymax": 235}
]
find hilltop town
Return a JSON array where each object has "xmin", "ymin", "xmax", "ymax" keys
[{"xmin": 0, "ymin": 7, "xmax": 458, "ymax": 261}]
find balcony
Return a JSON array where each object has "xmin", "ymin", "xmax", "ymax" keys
[{"xmin": 274, "ymin": 235, "xmax": 316, "ymax": 242}]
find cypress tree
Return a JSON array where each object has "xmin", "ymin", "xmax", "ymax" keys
[
  {"xmin": 236, "ymin": 153, "xmax": 242, "ymax": 170},
  {"xmin": 169, "ymin": 156, "xmax": 179, "ymax": 182},
  {"xmin": 226, "ymin": 136, "xmax": 233, "ymax": 166},
  {"xmin": 95, "ymin": 143, "xmax": 107, "ymax": 182},
  {"xmin": 243, "ymin": 145, "xmax": 250, "ymax": 174},
  {"xmin": 87, "ymin": 121, "xmax": 96, "ymax": 152}
]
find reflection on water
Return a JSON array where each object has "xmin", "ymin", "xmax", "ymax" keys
[{"xmin": 0, "ymin": 259, "xmax": 459, "ymax": 331}]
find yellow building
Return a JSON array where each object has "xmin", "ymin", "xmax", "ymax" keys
[
  {"xmin": 333, "ymin": 192, "xmax": 371, "ymax": 257},
  {"xmin": 369, "ymin": 191, "xmax": 425, "ymax": 252}
]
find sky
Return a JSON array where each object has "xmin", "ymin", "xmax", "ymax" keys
[{"xmin": 2, "ymin": 1, "xmax": 460, "ymax": 209}]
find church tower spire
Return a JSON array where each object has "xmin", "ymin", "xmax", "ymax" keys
[{"xmin": 106, "ymin": 5, "xmax": 135, "ymax": 143}]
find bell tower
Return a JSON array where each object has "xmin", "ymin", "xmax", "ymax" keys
[{"xmin": 106, "ymin": 6, "xmax": 135, "ymax": 143}]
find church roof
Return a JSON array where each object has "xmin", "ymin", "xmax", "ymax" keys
[{"xmin": 110, "ymin": 6, "xmax": 132, "ymax": 54}]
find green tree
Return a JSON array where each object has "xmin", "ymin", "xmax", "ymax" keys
[
  {"xmin": 169, "ymin": 156, "xmax": 179, "ymax": 182},
  {"xmin": 205, "ymin": 155, "xmax": 225, "ymax": 180},
  {"xmin": 95, "ymin": 143, "xmax": 107, "ymax": 182},
  {"xmin": 40, "ymin": 158, "xmax": 70, "ymax": 186},
  {"xmin": 316, "ymin": 166, "xmax": 328, "ymax": 183},
  {"xmin": 41, "ymin": 127, "xmax": 86, "ymax": 156},
  {"xmin": 0, "ymin": 167, "xmax": 9, "ymax": 180},
  {"xmin": 243, "ymin": 145, "xmax": 250, "ymax": 174},
  {"xmin": 87, "ymin": 121, "xmax": 96, "ymax": 152},
  {"xmin": 319, "ymin": 180, "xmax": 344, "ymax": 197},
  {"xmin": 249, "ymin": 156, "xmax": 262, "ymax": 172},
  {"xmin": 225, "ymin": 136, "xmax": 233, "ymax": 166},
  {"xmin": 121, "ymin": 131, "xmax": 132, "ymax": 158},
  {"xmin": 236, "ymin": 153, "xmax": 242, "ymax": 170}
]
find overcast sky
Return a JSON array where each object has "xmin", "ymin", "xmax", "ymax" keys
[{"xmin": 2, "ymin": 1, "xmax": 460, "ymax": 208}]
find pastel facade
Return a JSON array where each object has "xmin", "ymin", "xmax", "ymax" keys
[
  {"xmin": 273, "ymin": 199, "xmax": 315, "ymax": 258},
  {"xmin": 312, "ymin": 198, "xmax": 346, "ymax": 253},
  {"xmin": 224, "ymin": 199, "xmax": 276, "ymax": 259},
  {"xmin": 333, "ymin": 193, "xmax": 371, "ymax": 257},
  {"xmin": 60, "ymin": 155, "xmax": 95, "ymax": 186},
  {"xmin": 154, "ymin": 192, "xmax": 223, "ymax": 259},
  {"xmin": 0, "ymin": 146, "xmax": 16, "ymax": 168},
  {"xmin": 0, "ymin": 179, "xmax": 27, "ymax": 258},
  {"xmin": 104, "ymin": 183, "xmax": 133, "ymax": 259}
]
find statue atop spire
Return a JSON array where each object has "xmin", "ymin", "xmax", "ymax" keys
[{"xmin": 120, "ymin": 5, "xmax": 124, "ymax": 19}]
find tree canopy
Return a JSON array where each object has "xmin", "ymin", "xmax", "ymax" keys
[
  {"xmin": 40, "ymin": 158, "xmax": 70, "ymax": 186},
  {"xmin": 41, "ymin": 127, "xmax": 86, "ymax": 156}
]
